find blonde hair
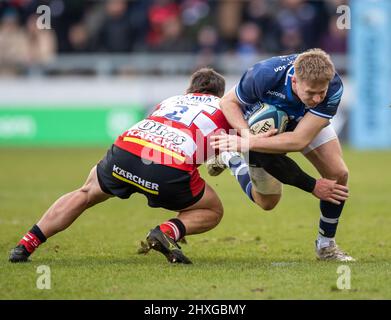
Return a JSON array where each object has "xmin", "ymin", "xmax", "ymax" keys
[{"xmin": 294, "ymin": 48, "xmax": 335, "ymax": 83}]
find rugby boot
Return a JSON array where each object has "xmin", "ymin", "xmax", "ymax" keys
[
  {"xmin": 315, "ymin": 240, "xmax": 356, "ymax": 262},
  {"xmin": 9, "ymin": 244, "xmax": 30, "ymax": 263},
  {"xmin": 146, "ymin": 226, "xmax": 192, "ymax": 264}
]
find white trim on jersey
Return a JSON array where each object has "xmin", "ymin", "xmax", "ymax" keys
[
  {"xmin": 284, "ymin": 65, "xmax": 294, "ymax": 85},
  {"xmin": 309, "ymin": 109, "xmax": 333, "ymax": 119},
  {"xmin": 235, "ymin": 85, "xmax": 253, "ymax": 106}
]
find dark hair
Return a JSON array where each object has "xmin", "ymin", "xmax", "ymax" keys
[{"xmin": 186, "ymin": 68, "xmax": 225, "ymax": 98}]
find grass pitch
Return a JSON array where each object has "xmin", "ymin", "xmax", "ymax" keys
[{"xmin": 1, "ymin": 147, "xmax": 391, "ymax": 299}]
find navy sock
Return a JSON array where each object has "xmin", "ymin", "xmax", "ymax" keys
[
  {"xmin": 319, "ymin": 200, "xmax": 345, "ymax": 238},
  {"xmin": 227, "ymin": 156, "xmax": 254, "ymax": 202},
  {"xmin": 30, "ymin": 224, "xmax": 47, "ymax": 243}
]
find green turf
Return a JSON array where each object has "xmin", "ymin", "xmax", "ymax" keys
[{"xmin": 1, "ymin": 147, "xmax": 391, "ymax": 299}]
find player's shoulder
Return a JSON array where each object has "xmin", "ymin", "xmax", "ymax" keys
[
  {"xmin": 329, "ymin": 72, "xmax": 343, "ymax": 89},
  {"xmin": 256, "ymin": 54, "xmax": 297, "ymax": 71},
  {"xmin": 160, "ymin": 94, "xmax": 183, "ymax": 105},
  {"xmin": 326, "ymin": 72, "xmax": 344, "ymax": 100},
  {"xmin": 248, "ymin": 54, "xmax": 297, "ymax": 82}
]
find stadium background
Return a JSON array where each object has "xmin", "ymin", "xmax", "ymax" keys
[
  {"xmin": 1, "ymin": 0, "xmax": 391, "ymax": 300},
  {"xmin": 0, "ymin": 0, "xmax": 358, "ymax": 146}
]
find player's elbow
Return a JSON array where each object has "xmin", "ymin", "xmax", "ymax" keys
[
  {"xmin": 297, "ymin": 141, "xmax": 310, "ymax": 152},
  {"xmin": 289, "ymin": 133, "xmax": 312, "ymax": 151},
  {"xmin": 286, "ymin": 137, "xmax": 309, "ymax": 152}
]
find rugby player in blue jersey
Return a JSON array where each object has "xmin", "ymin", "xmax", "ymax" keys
[
  {"xmin": 9, "ymin": 66, "xmax": 348, "ymax": 265},
  {"xmin": 210, "ymin": 49, "xmax": 354, "ymax": 261}
]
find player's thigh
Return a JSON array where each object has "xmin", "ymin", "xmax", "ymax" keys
[
  {"xmin": 302, "ymin": 123, "xmax": 338, "ymax": 155},
  {"xmin": 303, "ymin": 138, "xmax": 348, "ymax": 184},
  {"xmin": 181, "ymin": 183, "xmax": 223, "ymax": 215}
]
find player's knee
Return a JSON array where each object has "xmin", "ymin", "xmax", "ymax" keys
[
  {"xmin": 338, "ymin": 168, "xmax": 349, "ymax": 185},
  {"xmin": 257, "ymin": 200, "xmax": 278, "ymax": 211},
  {"xmin": 327, "ymin": 167, "xmax": 349, "ymax": 185},
  {"xmin": 80, "ymin": 179, "xmax": 102, "ymax": 208},
  {"xmin": 253, "ymin": 193, "xmax": 280, "ymax": 211},
  {"xmin": 213, "ymin": 201, "xmax": 224, "ymax": 224},
  {"xmin": 80, "ymin": 171, "xmax": 104, "ymax": 207},
  {"xmin": 204, "ymin": 189, "xmax": 224, "ymax": 225},
  {"xmin": 77, "ymin": 185, "xmax": 92, "ymax": 208}
]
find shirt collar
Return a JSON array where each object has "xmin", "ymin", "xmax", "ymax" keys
[{"xmin": 285, "ymin": 66, "xmax": 295, "ymax": 101}]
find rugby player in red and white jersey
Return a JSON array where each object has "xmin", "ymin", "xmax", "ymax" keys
[
  {"xmin": 9, "ymin": 68, "xmax": 230, "ymax": 264},
  {"xmin": 9, "ymin": 68, "xmax": 348, "ymax": 264}
]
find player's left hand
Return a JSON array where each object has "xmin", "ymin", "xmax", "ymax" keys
[
  {"xmin": 312, "ymin": 178, "xmax": 349, "ymax": 205},
  {"xmin": 210, "ymin": 129, "xmax": 277, "ymax": 152},
  {"xmin": 210, "ymin": 132, "xmax": 248, "ymax": 152}
]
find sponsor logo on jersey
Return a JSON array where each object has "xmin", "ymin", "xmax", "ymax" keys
[
  {"xmin": 116, "ymin": 93, "xmax": 226, "ymax": 168},
  {"xmin": 266, "ymin": 90, "xmax": 286, "ymax": 100},
  {"xmin": 278, "ymin": 54, "xmax": 297, "ymax": 62},
  {"xmin": 274, "ymin": 60, "xmax": 294, "ymax": 72},
  {"xmin": 136, "ymin": 120, "xmax": 187, "ymax": 145},
  {"xmin": 124, "ymin": 119, "xmax": 197, "ymax": 158}
]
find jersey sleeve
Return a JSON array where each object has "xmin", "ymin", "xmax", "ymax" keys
[
  {"xmin": 309, "ymin": 75, "xmax": 344, "ymax": 119},
  {"xmin": 235, "ymin": 64, "xmax": 272, "ymax": 106}
]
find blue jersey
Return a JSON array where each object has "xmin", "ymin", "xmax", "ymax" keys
[{"xmin": 235, "ymin": 54, "xmax": 344, "ymax": 126}]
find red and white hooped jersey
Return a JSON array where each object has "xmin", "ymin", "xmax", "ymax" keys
[{"xmin": 114, "ymin": 93, "xmax": 231, "ymax": 172}]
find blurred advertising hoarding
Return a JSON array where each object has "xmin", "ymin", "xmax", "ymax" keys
[{"xmin": 349, "ymin": 0, "xmax": 391, "ymax": 149}]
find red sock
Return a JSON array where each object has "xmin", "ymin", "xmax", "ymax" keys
[
  {"xmin": 159, "ymin": 221, "xmax": 180, "ymax": 241},
  {"xmin": 18, "ymin": 232, "xmax": 42, "ymax": 253}
]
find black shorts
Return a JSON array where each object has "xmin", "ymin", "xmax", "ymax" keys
[
  {"xmin": 248, "ymin": 151, "xmax": 286, "ymax": 167},
  {"xmin": 96, "ymin": 145, "xmax": 205, "ymax": 211},
  {"xmin": 248, "ymin": 151, "xmax": 265, "ymax": 168}
]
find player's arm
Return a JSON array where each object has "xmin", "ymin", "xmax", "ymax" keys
[
  {"xmin": 245, "ymin": 77, "xmax": 342, "ymax": 153},
  {"xmin": 211, "ymin": 112, "xmax": 329, "ymax": 154},
  {"xmin": 221, "ymin": 65, "xmax": 270, "ymax": 138},
  {"xmin": 220, "ymin": 87, "xmax": 251, "ymax": 138},
  {"xmin": 210, "ymin": 115, "xmax": 348, "ymax": 203},
  {"xmin": 249, "ymin": 112, "xmax": 329, "ymax": 153}
]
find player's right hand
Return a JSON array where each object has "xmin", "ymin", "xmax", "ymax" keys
[{"xmin": 312, "ymin": 178, "xmax": 349, "ymax": 205}]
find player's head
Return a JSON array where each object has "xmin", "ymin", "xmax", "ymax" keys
[
  {"xmin": 292, "ymin": 48, "xmax": 335, "ymax": 107},
  {"xmin": 186, "ymin": 68, "xmax": 225, "ymax": 98}
]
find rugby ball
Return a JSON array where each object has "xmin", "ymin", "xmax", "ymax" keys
[{"xmin": 248, "ymin": 103, "xmax": 288, "ymax": 134}]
